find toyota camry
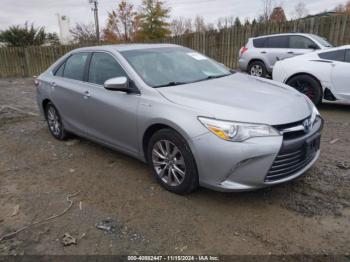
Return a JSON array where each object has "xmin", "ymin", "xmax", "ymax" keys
[{"xmin": 36, "ymin": 44, "xmax": 323, "ymax": 194}]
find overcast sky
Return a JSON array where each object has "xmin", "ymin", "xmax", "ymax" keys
[{"xmin": 0, "ymin": 0, "xmax": 348, "ymax": 33}]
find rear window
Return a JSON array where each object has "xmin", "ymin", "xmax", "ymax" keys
[
  {"xmin": 318, "ymin": 50, "xmax": 345, "ymax": 62},
  {"xmin": 253, "ymin": 38, "xmax": 266, "ymax": 48},
  {"xmin": 63, "ymin": 53, "xmax": 89, "ymax": 81},
  {"xmin": 265, "ymin": 36, "xmax": 289, "ymax": 48}
]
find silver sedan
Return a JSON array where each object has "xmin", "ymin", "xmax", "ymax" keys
[{"xmin": 36, "ymin": 44, "xmax": 323, "ymax": 194}]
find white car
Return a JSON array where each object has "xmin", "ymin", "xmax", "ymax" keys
[{"xmin": 273, "ymin": 45, "xmax": 350, "ymax": 105}]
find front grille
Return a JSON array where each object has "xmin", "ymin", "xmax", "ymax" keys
[
  {"xmin": 266, "ymin": 115, "xmax": 322, "ymax": 182},
  {"xmin": 273, "ymin": 118, "xmax": 308, "ymax": 140},
  {"xmin": 265, "ymin": 146, "xmax": 317, "ymax": 182}
]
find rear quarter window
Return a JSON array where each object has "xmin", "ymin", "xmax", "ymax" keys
[
  {"xmin": 318, "ymin": 50, "xmax": 345, "ymax": 62},
  {"xmin": 345, "ymin": 50, "xmax": 350, "ymax": 63},
  {"xmin": 54, "ymin": 63, "xmax": 65, "ymax": 77},
  {"xmin": 253, "ymin": 38, "xmax": 266, "ymax": 48}
]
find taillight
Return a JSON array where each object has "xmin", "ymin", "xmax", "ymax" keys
[
  {"xmin": 34, "ymin": 77, "xmax": 40, "ymax": 88},
  {"xmin": 240, "ymin": 47, "xmax": 248, "ymax": 55}
]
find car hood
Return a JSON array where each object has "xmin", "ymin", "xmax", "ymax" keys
[{"xmin": 157, "ymin": 73, "xmax": 312, "ymax": 125}]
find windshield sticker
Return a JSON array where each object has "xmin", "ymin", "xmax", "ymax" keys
[{"xmin": 187, "ymin": 52, "xmax": 207, "ymax": 60}]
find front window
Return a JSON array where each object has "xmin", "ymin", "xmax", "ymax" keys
[
  {"xmin": 121, "ymin": 47, "xmax": 231, "ymax": 88},
  {"xmin": 289, "ymin": 36, "xmax": 317, "ymax": 49},
  {"xmin": 88, "ymin": 52, "xmax": 126, "ymax": 85}
]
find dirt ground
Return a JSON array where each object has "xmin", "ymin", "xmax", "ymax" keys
[{"xmin": 0, "ymin": 78, "xmax": 349, "ymax": 256}]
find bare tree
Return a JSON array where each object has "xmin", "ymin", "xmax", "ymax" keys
[
  {"xmin": 347, "ymin": 1, "xmax": 350, "ymax": 13},
  {"xmin": 334, "ymin": 1, "xmax": 350, "ymax": 13},
  {"xmin": 70, "ymin": 23, "xmax": 97, "ymax": 43},
  {"xmin": 206, "ymin": 23, "xmax": 215, "ymax": 31},
  {"xmin": 217, "ymin": 16, "xmax": 235, "ymax": 30},
  {"xmin": 334, "ymin": 4, "xmax": 345, "ymax": 12},
  {"xmin": 170, "ymin": 17, "xmax": 192, "ymax": 36},
  {"xmin": 259, "ymin": 0, "xmax": 275, "ymax": 22},
  {"xmin": 193, "ymin": 15, "xmax": 207, "ymax": 32},
  {"xmin": 293, "ymin": 2, "xmax": 309, "ymax": 19}
]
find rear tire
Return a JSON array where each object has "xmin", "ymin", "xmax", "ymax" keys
[
  {"xmin": 45, "ymin": 102, "xmax": 68, "ymax": 140},
  {"xmin": 248, "ymin": 61, "xmax": 268, "ymax": 78},
  {"xmin": 286, "ymin": 75, "xmax": 322, "ymax": 105},
  {"xmin": 147, "ymin": 128, "xmax": 199, "ymax": 194}
]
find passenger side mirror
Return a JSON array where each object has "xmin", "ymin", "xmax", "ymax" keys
[
  {"xmin": 308, "ymin": 44, "xmax": 319, "ymax": 50},
  {"xmin": 104, "ymin": 77, "xmax": 130, "ymax": 92}
]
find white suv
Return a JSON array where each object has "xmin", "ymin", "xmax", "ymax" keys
[{"xmin": 238, "ymin": 33, "xmax": 333, "ymax": 78}]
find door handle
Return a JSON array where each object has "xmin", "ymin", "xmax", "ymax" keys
[
  {"xmin": 50, "ymin": 81, "xmax": 56, "ymax": 87},
  {"xmin": 261, "ymin": 51, "xmax": 267, "ymax": 54},
  {"xmin": 83, "ymin": 90, "xmax": 91, "ymax": 99},
  {"xmin": 287, "ymin": 51, "xmax": 294, "ymax": 54}
]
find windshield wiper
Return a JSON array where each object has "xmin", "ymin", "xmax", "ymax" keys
[
  {"xmin": 193, "ymin": 73, "xmax": 232, "ymax": 83},
  {"xmin": 154, "ymin": 81, "xmax": 188, "ymax": 88}
]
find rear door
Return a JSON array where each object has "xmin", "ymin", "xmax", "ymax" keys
[
  {"xmin": 51, "ymin": 52, "xmax": 91, "ymax": 133},
  {"xmin": 288, "ymin": 35, "xmax": 319, "ymax": 57},
  {"xmin": 263, "ymin": 35, "xmax": 290, "ymax": 70},
  {"xmin": 329, "ymin": 49, "xmax": 350, "ymax": 100}
]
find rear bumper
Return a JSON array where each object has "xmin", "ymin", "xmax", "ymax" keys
[
  {"xmin": 238, "ymin": 58, "xmax": 249, "ymax": 72},
  {"xmin": 191, "ymin": 116, "xmax": 323, "ymax": 192}
]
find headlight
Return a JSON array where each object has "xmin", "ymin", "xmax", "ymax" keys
[
  {"xmin": 198, "ymin": 117, "xmax": 280, "ymax": 142},
  {"xmin": 310, "ymin": 105, "xmax": 320, "ymax": 126}
]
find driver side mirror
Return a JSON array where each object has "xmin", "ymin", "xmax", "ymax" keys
[
  {"xmin": 104, "ymin": 77, "xmax": 131, "ymax": 92},
  {"xmin": 308, "ymin": 44, "xmax": 319, "ymax": 50}
]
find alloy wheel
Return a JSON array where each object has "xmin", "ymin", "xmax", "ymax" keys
[
  {"xmin": 47, "ymin": 106, "xmax": 61, "ymax": 137},
  {"xmin": 294, "ymin": 80, "xmax": 314, "ymax": 100},
  {"xmin": 250, "ymin": 65, "xmax": 263, "ymax": 77},
  {"xmin": 152, "ymin": 140, "xmax": 186, "ymax": 186}
]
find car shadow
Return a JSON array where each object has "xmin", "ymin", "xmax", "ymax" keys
[{"xmin": 319, "ymin": 102, "xmax": 350, "ymax": 112}]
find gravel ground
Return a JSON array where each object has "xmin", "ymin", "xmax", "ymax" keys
[{"xmin": 0, "ymin": 78, "xmax": 349, "ymax": 256}]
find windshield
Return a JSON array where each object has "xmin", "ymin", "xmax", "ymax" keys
[
  {"xmin": 121, "ymin": 47, "xmax": 232, "ymax": 88},
  {"xmin": 311, "ymin": 35, "xmax": 333, "ymax": 47}
]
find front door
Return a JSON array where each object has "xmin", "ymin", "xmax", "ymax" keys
[{"xmin": 81, "ymin": 52, "xmax": 140, "ymax": 154}]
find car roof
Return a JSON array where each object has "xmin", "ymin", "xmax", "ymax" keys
[
  {"xmin": 71, "ymin": 43, "xmax": 181, "ymax": 53},
  {"xmin": 252, "ymin": 33, "xmax": 317, "ymax": 39}
]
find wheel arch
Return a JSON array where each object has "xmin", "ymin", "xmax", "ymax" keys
[
  {"xmin": 286, "ymin": 72, "xmax": 325, "ymax": 103},
  {"xmin": 286, "ymin": 72, "xmax": 323, "ymax": 92},
  {"xmin": 248, "ymin": 58, "xmax": 266, "ymax": 67},
  {"xmin": 141, "ymin": 121, "xmax": 195, "ymax": 163},
  {"xmin": 42, "ymin": 99, "xmax": 51, "ymax": 117}
]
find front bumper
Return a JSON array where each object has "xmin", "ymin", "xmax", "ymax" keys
[{"xmin": 191, "ymin": 116, "xmax": 323, "ymax": 192}]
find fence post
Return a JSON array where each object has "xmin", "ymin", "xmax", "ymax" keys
[{"xmin": 23, "ymin": 47, "xmax": 30, "ymax": 77}]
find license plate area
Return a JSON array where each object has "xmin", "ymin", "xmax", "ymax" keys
[{"xmin": 305, "ymin": 134, "xmax": 321, "ymax": 157}]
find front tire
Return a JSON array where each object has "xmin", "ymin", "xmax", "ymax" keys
[
  {"xmin": 286, "ymin": 75, "xmax": 322, "ymax": 105},
  {"xmin": 147, "ymin": 129, "xmax": 199, "ymax": 194},
  {"xmin": 248, "ymin": 61, "xmax": 268, "ymax": 78},
  {"xmin": 45, "ymin": 102, "xmax": 68, "ymax": 140}
]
